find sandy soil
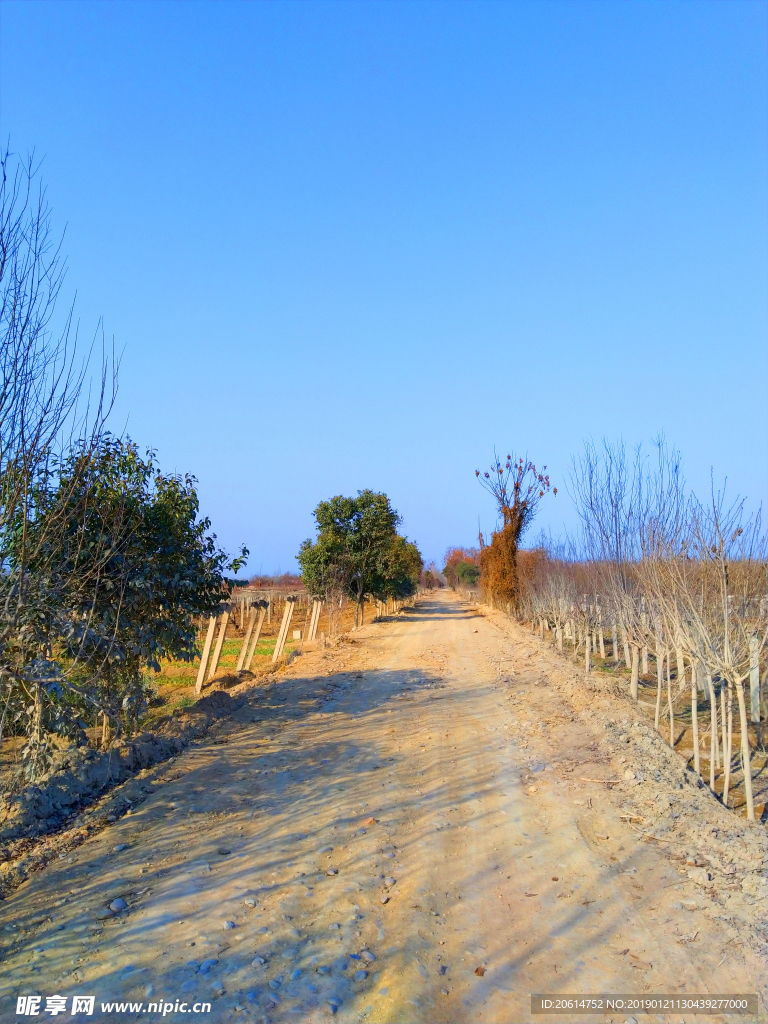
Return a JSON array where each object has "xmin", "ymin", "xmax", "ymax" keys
[{"xmin": 0, "ymin": 592, "xmax": 765, "ymax": 1023}]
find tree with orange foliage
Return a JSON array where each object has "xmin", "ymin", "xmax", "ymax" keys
[
  {"xmin": 442, "ymin": 547, "xmax": 480, "ymax": 588},
  {"xmin": 475, "ymin": 453, "xmax": 555, "ymax": 609}
]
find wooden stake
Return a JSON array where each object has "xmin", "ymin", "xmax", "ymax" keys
[
  {"xmin": 236, "ymin": 606, "xmax": 258, "ymax": 672},
  {"xmin": 207, "ymin": 605, "xmax": 231, "ymax": 681},
  {"xmin": 245, "ymin": 602, "xmax": 268, "ymax": 671},
  {"xmin": 195, "ymin": 614, "xmax": 218, "ymax": 695},
  {"xmin": 272, "ymin": 597, "xmax": 295, "ymax": 663}
]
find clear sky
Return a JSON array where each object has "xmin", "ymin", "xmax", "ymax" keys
[{"xmin": 2, "ymin": 1, "xmax": 766, "ymax": 574}]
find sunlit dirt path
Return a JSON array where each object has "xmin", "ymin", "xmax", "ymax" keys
[{"xmin": 0, "ymin": 592, "xmax": 764, "ymax": 1023}]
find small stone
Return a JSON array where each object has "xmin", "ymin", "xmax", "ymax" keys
[
  {"xmin": 474, "ymin": 966, "xmax": 486, "ymax": 976},
  {"xmin": 688, "ymin": 868, "xmax": 713, "ymax": 886},
  {"xmin": 327, "ymin": 868, "xmax": 339, "ymax": 875},
  {"xmin": 623, "ymin": 770, "xmax": 636, "ymax": 781},
  {"xmin": 328, "ymin": 1005, "xmax": 338, "ymax": 1016},
  {"xmin": 316, "ymin": 874, "xmax": 326, "ymax": 881},
  {"xmin": 354, "ymin": 970, "xmax": 368, "ymax": 981},
  {"xmin": 217, "ymin": 848, "xmax": 231, "ymax": 856},
  {"xmin": 290, "ymin": 968, "xmax": 302, "ymax": 980},
  {"xmin": 109, "ymin": 898, "xmax": 128, "ymax": 914},
  {"xmin": 681, "ymin": 900, "xmax": 698, "ymax": 911},
  {"xmin": 361, "ymin": 817, "xmax": 378, "ymax": 826},
  {"xmin": 113, "ymin": 844, "xmax": 128, "ymax": 853},
  {"xmin": 384, "ymin": 877, "xmax": 396, "ymax": 887},
  {"xmin": 244, "ymin": 899, "xmax": 256, "ymax": 907},
  {"xmin": 380, "ymin": 896, "xmax": 389, "ymax": 905},
  {"xmin": 356, "ymin": 828, "xmax": 367, "ymax": 835},
  {"xmin": 382, "ymin": 851, "xmax": 395, "ymax": 859},
  {"xmin": 223, "ymin": 920, "xmax": 236, "ymax": 929},
  {"xmin": 268, "ymin": 979, "xmax": 281, "ymax": 991},
  {"xmin": 307, "ymin": 983, "xmax": 318, "ymax": 993},
  {"xmin": 246, "ymin": 991, "xmax": 257, "ymax": 1002},
  {"xmin": 317, "ymin": 965, "xmax": 331, "ymax": 975},
  {"xmin": 527, "ymin": 786, "xmax": 538, "ymax": 795},
  {"xmin": 198, "ymin": 958, "xmax": 219, "ymax": 973},
  {"xmin": 360, "ymin": 950, "xmax": 375, "ymax": 962},
  {"xmin": 252, "ymin": 957, "xmax": 266, "ymax": 966},
  {"xmin": 329, "ymin": 996, "xmax": 341, "ymax": 1008},
  {"xmin": 319, "ymin": 845, "xmax": 334, "ymax": 854},
  {"xmin": 441, "ymin": 987, "xmax": 449, "ymax": 995},
  {"xmin": 281, "ymin": 948, "xmax": 297, "ymax": 959},
  {"xmin": 95, "ymin": 907, "xmax": 114, "ymax": 920},
  {"xmin": 439, "ymin": 964, "xmax": 448, "ymax": 975},
  {"xmin": 328, "ymin": 923, "xmax": 341, "ymax": 930},
  {"xmin": 182, "ymin": 979, "xmax": 197, "ymax": 992},
  {"xmin": 257, "ymin": 926, "xmax": 269, "ymax": 934},
  {"xmin": 107, "ymin": 815, "xmax": 117, "ymax": 822}
]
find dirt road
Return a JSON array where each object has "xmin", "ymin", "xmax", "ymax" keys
[{"xmin": 1, "ymin": 593, "xmax": 765, "ymax": 1023}]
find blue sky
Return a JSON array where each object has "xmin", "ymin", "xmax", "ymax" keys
[{"xmin": 2, "ymin": 1, "xmax": 766, "ymax": 574}]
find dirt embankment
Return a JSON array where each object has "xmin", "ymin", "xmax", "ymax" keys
[{"xmin": 0, "ymin": 688, "xmax": 262, "ymax": 894}]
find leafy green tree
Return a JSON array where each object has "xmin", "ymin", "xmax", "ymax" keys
[
  {"xmin": 298, "ymin": 490, "xmax": 420, "ymax": 627},
  {"xmin": 456, "ymin": 560, "xmax": 481, "ymax": 586},
  {"xmin": 6, "ymin": 437, "xmax": 246, "ymax": 776},
  {"xmin": 374, "ymin": 534, "xmax": 423, "ymax": 601}
]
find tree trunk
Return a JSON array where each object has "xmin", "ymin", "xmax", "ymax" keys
[
  {"xmin": 599, "ymin": 627, "xmax": 605, "ymax": 659},
  {"xmin": 707, "ymin": 674, "xmax": 719, "ymax": 771},
  {"xmin": 654, "ymin": 646, "xmax": 664, "ymax": 732},
  {"xmin": 667, "ymin": 653, "xmax": 674, "ymax": 747},
  {"xmin": 557, "ymin": 624, "xmax": 563, "ymax": 653},
  {"xmin": 735, "ymin": 679, "xmax": 755, "ymax": 820},
  {"xmin": 642, "ymin": 646, "xmax": 649, "ymax": 675},
  {"xmin": 722, "ymin": 682, "xmax": 732, "ymax": 807},
  {"xmin": 691, "ymin": 663, "xmax": 700, "ymax": 776},
  {"xmin": 612, "ymin": 623, "xmax": 620, "ymax": 664},
  {"xmin": 630, "ymin": 646, "xmax": 639, "ymax": 701},
  {"xmin": 622, "ymin": 626, "xmax": 631, "ymax": 669},
  {"xmin": 585, "ymin": 636, "xmax": 591, "ymax": 675},
  {"xmin": 749, "ymin": 636, "xmax": 760, "ymax": 724},
  {"xmin": 676, "ymin": 647, "xmax": 685, "ymax": 689}
]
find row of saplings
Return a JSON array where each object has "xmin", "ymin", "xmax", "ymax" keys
[{"xmin": 471, "ymin": 442, "xmax": 766, "ymax": 822}]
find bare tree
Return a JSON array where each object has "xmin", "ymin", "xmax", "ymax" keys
[{"xmin": 0, "ymin": 147, "xmax": 116, "ymax": 777}]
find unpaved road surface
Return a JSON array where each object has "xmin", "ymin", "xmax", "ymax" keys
[{"xmin": 1, "ymin": 593, "xmax": 765, "ymax": 1023}]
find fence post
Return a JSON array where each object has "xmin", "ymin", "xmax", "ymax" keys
[
  {"xmin": 245, "ymin": 601, "xmax": 268, "ymax": 671},
  {"xmin": 272, "ymin": 597, "xmax": 296, "ymax": 663},
  {"xmin": 195, "ymin": 614, "xmax": 218, "ymax": 696},
  {"xmin": 236, "ymin": 606, "xmax": 258, "ymax": 672},
  {"xmin": 207, "ymin": 604, "xmax": 231, "ymax": 681}
]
